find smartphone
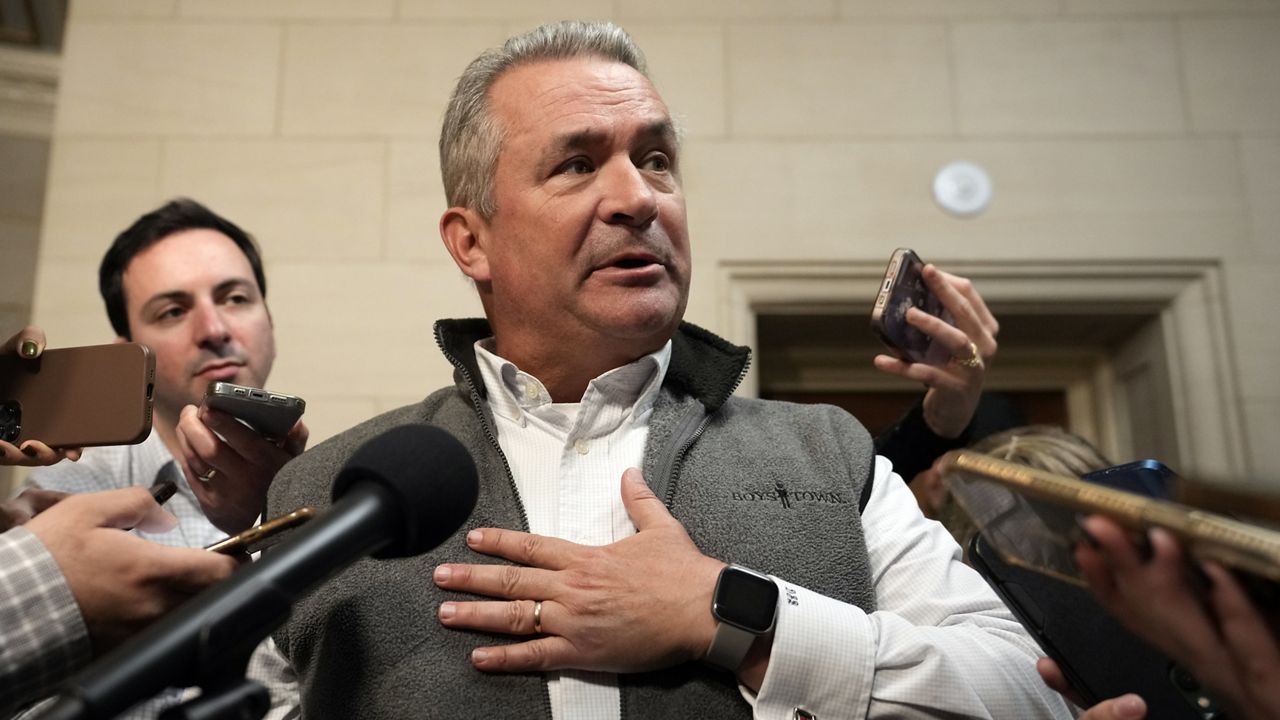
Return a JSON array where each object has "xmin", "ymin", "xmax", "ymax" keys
[
  {"xmin": 1082, "ymin": 459, "xmax": 1176, "ymax": 501},
  {"xmin": 869, "ymin": 248, "xmax": 954, "ymax": 366},
  {"xmin": 203, "ymin": 381, "xmax": 305, "ymax": 441},
  {"xmin": 204, "ymin": 506, "xmax": 315, "ymax": 555},
  {"xmin": 0, "ymin": 343, "xmax": 155, "ymax": 448},
  {"xmin": 970, "ymin": 533, "xmax": 1223, "ymax": 718}
]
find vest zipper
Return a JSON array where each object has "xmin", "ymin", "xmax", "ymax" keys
[{"xmin": 435, "ymin": 332, "xmax": 554, "ymax": 720}]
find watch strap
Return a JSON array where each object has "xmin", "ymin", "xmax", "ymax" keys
[{"xmin": 704, "ymin": 619, "xmax": 757, "ymax": 671}]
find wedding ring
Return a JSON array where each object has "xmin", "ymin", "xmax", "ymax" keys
[
  {"xmin": 532, "ymin": 600, "xmax": 543, "ymax": 634},
  {"xmin": 200, "ymin": 468, "xmax": 219, "ymax": 481},
  {"xmin": 951, "ymin": 341, "xmax": 983, "ymax": 369}
]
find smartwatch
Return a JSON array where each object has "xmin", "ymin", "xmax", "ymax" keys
[{"xmin": 705, "ymin": 564, "xmax": 779, "ymax": 671}]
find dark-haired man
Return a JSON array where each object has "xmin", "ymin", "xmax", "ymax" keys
[{"xmin": 26, "ymin": 199, "xmax": 300, "ymax": 719}]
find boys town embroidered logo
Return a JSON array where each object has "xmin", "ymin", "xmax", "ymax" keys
[{"xmin": 730, "ymin": 480, "xmax": 850, "ymax": 508}]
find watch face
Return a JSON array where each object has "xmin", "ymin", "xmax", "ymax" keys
[{"xmin": 714, "ymin": 566, "xmax": 779, "ymax": 634}]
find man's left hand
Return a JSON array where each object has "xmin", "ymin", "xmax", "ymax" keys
[
  {"xmin": 433, "ymin": 467, "xmax": 726, "ymax": 674},
  {"xmin": 175, "ymin": 403, "xmax": 308, "ymax": 535},
  {"xmin": 873, "ymin": 265, "xmax": 998, "ymax": 438}
]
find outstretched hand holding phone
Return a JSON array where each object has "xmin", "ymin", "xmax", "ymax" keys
[
  {"xmin": 870, "ymin": 252, "xmax": 999, "ymax": 439},
  {"xmin": 0, "ymin": 326, "xmax": 86, "ymax": 466},
  {"xmin": 175, "ymin": 385, "xmax": 309, "ymax": 535}
]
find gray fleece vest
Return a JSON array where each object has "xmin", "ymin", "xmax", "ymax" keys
[{"xmin": 268, "ymin": 319, "xmax": 878, "ymax": 719}]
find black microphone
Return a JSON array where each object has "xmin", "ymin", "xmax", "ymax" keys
[{"xmin": 40, "ymin": 424, "xmax": 479, "ymax": 720}]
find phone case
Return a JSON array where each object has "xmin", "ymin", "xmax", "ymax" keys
[
  {"xmin": 203, "ymin": 381, "xmax": 305, "ymax": 441},
  {"xmin": 970, "ymin": 534, "xmax": 1222, "ymax": 718},
  {"xmin": 0, "ymin": 343, "xmax": 155, "ymax": 448},
  {"xmin": 869, "ymin": 248, "xmax": 953, "ymax": 366}
]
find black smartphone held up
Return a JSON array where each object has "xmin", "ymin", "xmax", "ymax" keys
[
  {"xmin": 0, "ymin": 343, "xmax": 155, "ymax": 448},
  {"xmin": 202, "ymin": 381, "xmax": 305, "ymax": 442},
  {"xmin": 1082, "ymin": 459, "xmax": 1176, "ymax": 501},
  {"xmin": 869, "ymin": 248, "xmax": 954, "ymax": 366},
  {"xmin": 204, "ymin": 506, "xmax": 315, "ymax": 555},
  {"xmin": 970, "ymin": 534, "xmax": 1223, "ymax": 719}
]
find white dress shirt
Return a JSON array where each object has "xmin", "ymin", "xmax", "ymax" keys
[{"xmin": 474, "ymin": 340, "xmax": 1071, "ymax": 720}]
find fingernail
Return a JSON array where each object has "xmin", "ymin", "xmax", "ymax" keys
[
  {"xmin": 466, "ymin": 530, "xmax": 483, "ymax": 546},
  {"xmin": 434, "ymin": 566, "xmax": 452, "ymax": 583},
  {"xmin": 1117, "ymin": 694, "xmax": 1145, "ymax": 718},
  {"xmin": 439, "ymin": 602, "xmax": 455, "ymax": 620},
  {"xmin": 19, "ymin": 443, "xmax": 37, "ymax": 457},
  {"xmin": 471, "ymin": 649, "xmax": 490, "ymax": 664},
  {"xmin": 19, "ymin": 340, "xmax": 39, "ymax": 358}
]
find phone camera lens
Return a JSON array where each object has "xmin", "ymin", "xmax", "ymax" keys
[
  {"xmin": 0, "ymin": 400, "xmax": 21, "ymax": 443},
  {"xmin": 1170, "ymin": 664, "xmax": 1201, "ymax": 692}
]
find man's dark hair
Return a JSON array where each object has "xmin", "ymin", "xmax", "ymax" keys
[{"xmin": 99, "ymin": 198, "xmax": 267, "ymax": 339}]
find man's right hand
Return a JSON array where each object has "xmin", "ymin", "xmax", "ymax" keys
[
  {"xmin": 175, "ymin": 403, "xmax": 309, "ymax": 535},
  {"xmin": 25, "ymin": 487, "xmax": 237, "ymax": 652}
]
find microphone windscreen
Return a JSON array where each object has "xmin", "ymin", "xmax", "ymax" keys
[{"xmin": 331, "ymin": 425, "xmax": 478, "ymax": 558}]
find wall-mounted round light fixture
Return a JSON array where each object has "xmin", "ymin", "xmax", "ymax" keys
[{"xmin": 932, "ymin": 161, "xmax": 992, "ymax": 218}]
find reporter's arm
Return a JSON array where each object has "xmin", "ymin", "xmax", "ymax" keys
[{"xmin": 0, "ymin": 528, "xmax": 91, "ymax": 716}]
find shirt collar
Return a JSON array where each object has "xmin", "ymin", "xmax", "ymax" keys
[{"xmin": 473, "ymin": 338, "xmax": 672, "ymax": 430}]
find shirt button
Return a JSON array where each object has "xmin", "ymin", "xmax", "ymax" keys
[
  {"xmin": 524, "ymin": 384, "xmax": 539, "ymax": 400},
  {"xmin": 574, "ymin": 438, "xmax": 589, "ymax": 455}
]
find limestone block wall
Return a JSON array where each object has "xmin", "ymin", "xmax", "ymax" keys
[{"xmin": 29, "ymin": 0, "xmax": 1280, "ymax": 477}]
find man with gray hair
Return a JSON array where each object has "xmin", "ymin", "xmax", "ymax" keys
[{"xmin": 268, "ymin": 20, "xmax": 1069, "ymax": 719}]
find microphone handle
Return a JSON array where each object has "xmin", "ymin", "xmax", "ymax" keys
[{"xmin": 42, "ymin": 483, "xmax": 396, "ymax": 720}]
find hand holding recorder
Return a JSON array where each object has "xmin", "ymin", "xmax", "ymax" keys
[
  {"xmin": 869, "ymin": 249, "xmax": 999, "ymax": 439},
  {"xmin": 176, "ymin": 382, "xmax": 309, "ymax": 535}
]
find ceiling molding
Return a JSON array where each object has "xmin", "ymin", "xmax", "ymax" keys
[{"xmin": 0, "ymin": 46, "xmax": 59, "ymax": 138}]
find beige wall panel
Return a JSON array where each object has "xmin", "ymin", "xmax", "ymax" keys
[
  {"xmin": 178, "ymin": 0, "xmax": 395, "ymax": 19},
  {"xmin": 616, "ymin": 0, "xmax": 836, "ymax": 20},
  {"xmin": 400, "ymin": 0, "xmax": 611, "ymax": 20},
  {"xmin": 839, "ymin": 0, "xmax": 1057, "ymax": 18},
  {"xmin": 30, "ymin": 261, "xmax": 115, "ymax": 348},
  {"xmin": 627, "ymin": 25, "xmax": 726, "ymax": 139},
  {"xmin": 683, "ymin": 138, "xmax": 1246, "ymax": 262},
  {"xmin": 56, "ymin": 22, "xmax": 280, "ymax": 136},
  {"xmin": 1065, "ymin": 0, "xmax": 1277, "ymax": 15},
  {"xmin": 1241, "ymin": 399, "xmax": 1280, "ymax": 484},
  {"xmin": 954, "ymin": 20, "xmax": 1184, "ymax": 135},
  {"xmin": 388, "ymin": 140, "xmax": 448, "ymax": 262},
  {"xmin": 266, "ymin": 262, "xmax": 483, "ymax": 407},
  {"xmin": 1222, "ymin": 263, "xmax": 1280, "ymax": 401},
  {"xmin": 0, "ymin": 220, "xmax": 38, "ymax": 309},
  {"xmin": 729, "ymin": 23, "xmax": 951, "ymax": 138},
  {"xmin": 40, "ymin": 140, "xmax": 162, "ymax": 261},
  {"xmin": 72, "ymin": 0, "xmax": 176, "ymax": 19},
  {"xmin": 161, "ymin": 140, "xmax": 385, "ymax": 261},
  {"xmin": 681, "ymin": 257, "xmax": 721, "ymax": 334},
  {"xmin": 1182, "ymin": 17, "xmax": 1280, "ymax": 133},
  {"xmin": 0, "ymin": 136, "xmax": 49, "ymax": 222},
  {"xmin": 281, "ymin": 25, "xmax": 502, "ymax": 137},
  {"xmin": 1242, "ymin": 137, "xmax": 1280, "ymax": 258}
]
